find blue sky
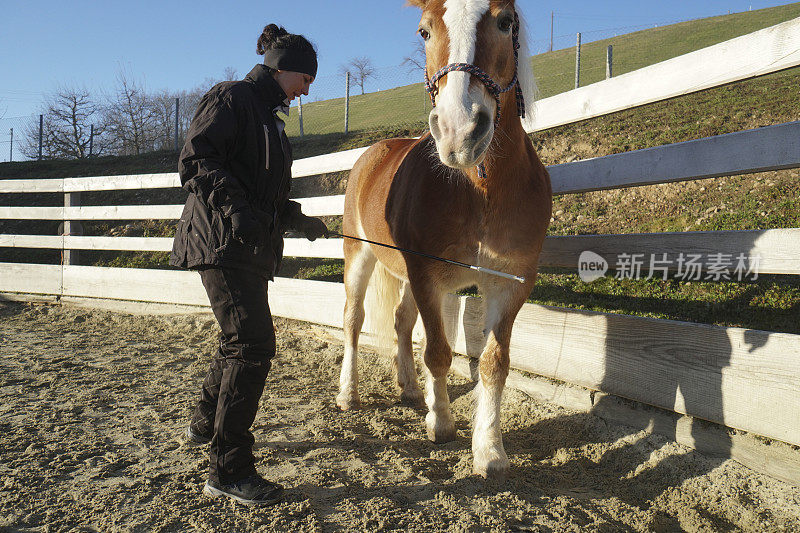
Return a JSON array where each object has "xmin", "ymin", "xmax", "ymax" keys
[{"xmin": 0, "ymin": 0, "xmax": 794, "ymax": 119}]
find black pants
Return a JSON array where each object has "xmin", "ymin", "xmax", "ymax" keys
[{"xmin": 191, "ymin": 267, "xmax": 276, "ymax": 485}]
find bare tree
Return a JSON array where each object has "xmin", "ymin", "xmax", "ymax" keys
[
  {"xmin": 169, "ymin": 76, "xmax": 220, "ymax": 150},
  {"xmin": 340, "ymin": 56, "xmax": 376, "ymax": 95},
  {"xmin": 149, "ymin": 89, "xmax": 177, "ymax": 151},
  {"xmin": 103, "ymin": 68, "xmax": 159, "ymax": 155},
  {"xmin": 21, "ymin": 85, "xmax": 104, "ymax": 159},
  {"xmin": 222, "ymin": 67, "xmax": 238, "ymax": 81},
  {"xmin": 172, "ymin": 69, "xmax": 240, "ymax": 149},
  {"xmin": 402, "ymin": 40, "xmax": 427, "ymax": 75}
]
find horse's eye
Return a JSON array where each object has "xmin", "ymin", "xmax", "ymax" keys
[
  {"xmin": 498, "ymin": 16, "xmax": 513, "ymax": 33},
  {"xmin": 418, "ymin": 28, "xmax": 430, "ymax": 41}
]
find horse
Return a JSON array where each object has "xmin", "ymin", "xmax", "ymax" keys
[{"xmin": 336, "ymin": 0, "xmax": 552, "ymax": 480}]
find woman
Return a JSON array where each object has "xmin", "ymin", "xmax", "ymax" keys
[{"xmin": 170, "ymin": 24, "xmax": 328, "ymax": 506}]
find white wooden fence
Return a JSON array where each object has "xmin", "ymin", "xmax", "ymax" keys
[{"xmin": 2, "ymin": 18, "xmax": 800, "ymax": 457}]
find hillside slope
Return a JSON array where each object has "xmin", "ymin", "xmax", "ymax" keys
[{"xmin": 279, "ymin": 2, "xmax": 800, "ymax": 136}]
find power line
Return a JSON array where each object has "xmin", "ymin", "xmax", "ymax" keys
[{"xmin": 0, "ymin": 89, "xmax": 47, "ymax": 95}]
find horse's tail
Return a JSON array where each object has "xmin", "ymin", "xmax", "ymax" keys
[{"xmin": 366, "ymin": 263, "xmax": 402, "ymax": 354}]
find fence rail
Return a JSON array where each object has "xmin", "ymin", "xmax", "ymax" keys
[
  {"xmin": 2, "ymin": 229, "xmax": 799, "ymax": 276},
  {"xmin": 2, "ymin": 20, "xmax": 800, "ymax": 454},
  {"xmin": 527, "ymin": 15, "xmax": 800, "ymax": 132}
]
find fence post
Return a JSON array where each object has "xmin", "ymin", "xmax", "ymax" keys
[
  {"xmin": 606, "ymin": 45, "xmax": 613, "ymax": 79},
  {"xmin": 62, "ymin": 191, "xmax": 83, "ymax": 266},
  {"xmin": 8, "ymin": 128, "xmax": 12, "ymax": 162},
  {"xmin": 38, "ymin": 114, "xmax": 43, "ymax": 160},
  {"xmin": 174, "ymin": 97, "xmax": 179, "ymax": 151},
  {"xmin": 298, "ymin": 96, "xmax": 304, "ymax": 137},
  {"xmin": 575, "ymin": 33, "xmax": 582, "ymax": 89},
  {"xmin": 89, "ymin": 124, "xmax": 94, "ymax": 157},
  {"xmin": 344, "ymin": 71, "xmax": 350, "ymax": 134}
]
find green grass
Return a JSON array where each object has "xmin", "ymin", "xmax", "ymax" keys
[
  {"xmin": 0, "ymin": 126, "xmax": 428, "ymax": 181},
  {"xmin": 531, "ymin": 273, "xmax": 800, "ymax": 334},
  {"xmin": 531, "ymin": 3, "xmax": 800, "ymax": 97},
  {"xmin": 0, "ymin": 150, "xmax": 181, "ymax": 180},
  {"xmin": 93, "ymin": 251, "xmax": 171, "ymax": 269},
  {"xmin": 281, "ymin": 2, "xmax": 800, "ymax": 136},
  {"xmin": 287, "ymin": 86, "xmax": 431, "ymax": 137},
  {"xmin": 277, "ymin": 258, "xmax": 344, "ymax": 282}
]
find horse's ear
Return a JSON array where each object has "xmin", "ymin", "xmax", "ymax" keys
[{"xmin": 406, "ymin": 0, "xmax": 428, "ymax": 8}]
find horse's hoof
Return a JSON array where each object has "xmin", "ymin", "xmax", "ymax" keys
[
  {"xmin": 425, "ymin": 413, "xmax": 456, "ymax": 443},
  {"xmin": 336, "ymin": 393, "xmax": 361, "ymax": 411},
  {"xmin": 398, "ymin": 387, "xmax": 424, "ymax": 406},
  {"xmin": 474, "ymin": 461, "xmax": 509, "ymax": 482},
  {"xmin": 427, "ymin": 425, "xmax": 456, "ymax": 443},
  {"xmin": 473, "ymin": 447, "xmax": 509, "ymax": 481}
]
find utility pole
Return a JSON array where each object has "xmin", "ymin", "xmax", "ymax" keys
[
  {"xmin": 298, "ymin": 96, "xmax": 304, "ymax": 137},
  {"xmin": 38, "ymin": 115, "xmax": 43, "ymax": 160},
  {"xmin": 606, "ymin": 45, "xmax": 614, "ymax": 79},
  {"xmin": 174, "ymin": 97, "xmax": 180, "ymax": 151},
  {"xmin": 575, "ymin": 33, "xmax": 582, "ymax": 89},
  {"xmin": 344, "ymin": 71, "xmax": 351, "ymax": 134},
  {"xmin": 89, "ymin": 124, "xmax": 94, "ymax": 157},
  {"xmin": 549, "ymin": 11, "xmax": 554, "ymax": 52},
  {"xmin": 9, "ymin": 128, "xmax": 12, "ymax": 162}
]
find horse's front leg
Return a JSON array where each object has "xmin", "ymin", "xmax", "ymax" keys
[
  {"xmin": 473, "ymin": 281, "xmax": 529, "ymax": 479},
  {"xmin": 412, "ymin": 280, "xmax": 456, "ymax": 443}
]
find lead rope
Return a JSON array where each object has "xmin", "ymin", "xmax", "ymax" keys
[{"xmin": 425, "ymin": 11, "xmax": 525, "ymax": 180}]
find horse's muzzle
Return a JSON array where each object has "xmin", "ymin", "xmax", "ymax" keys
[{"xmin": 429, "ymin": 106, "xmax": 493, "ymax": 169}]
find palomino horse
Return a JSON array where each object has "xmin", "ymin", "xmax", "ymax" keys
[{"xmin": 337, "ymin": 0, "xmax": 552, "ymax": 479}]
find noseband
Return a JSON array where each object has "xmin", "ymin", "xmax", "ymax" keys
[{"xmin": 424, "ymin": 11, "xmax": 526, "ymax": 178}]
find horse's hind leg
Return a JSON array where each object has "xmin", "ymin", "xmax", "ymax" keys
[
  {"xmin": 337, "ymin": 242, "xmax": 376, "ymax": 410},
  {"xmin": 393, "ymin": 282, "xmax": 422, "ymax": 404}
]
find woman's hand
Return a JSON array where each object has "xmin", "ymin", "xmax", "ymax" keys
[
  {"xmin": 230, "ymin": 208, "xmax": 263, "ymax": 246},
  {"xmin": 297, "ymin": 215, "xmax": 329, "ymax": 242}
]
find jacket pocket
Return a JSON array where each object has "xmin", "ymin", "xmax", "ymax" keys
[
  {"xmin": 170, "ymin": 215, "xmax": 190, "ymax": 266},
  {"xmin": 211, "ymin": 210, "xmax": 231, "ymax": 254}
]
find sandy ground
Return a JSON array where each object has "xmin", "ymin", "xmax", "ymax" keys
[{"xmin": 1, "ymin": 301, "xmax": 799, "ymax": 532}]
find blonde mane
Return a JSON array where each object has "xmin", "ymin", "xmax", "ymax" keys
[{"xmin": 514, "ymin": 8, "xmax": 538, "ymax": 128}]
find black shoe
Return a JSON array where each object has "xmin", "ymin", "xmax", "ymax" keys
[
  {"xmin": 184, "ymin": 426, "xmax": 211, "ymax": 446},
  {"xmin": 203, "ymin": 475, "xmax": 284, "ymax": 506}
]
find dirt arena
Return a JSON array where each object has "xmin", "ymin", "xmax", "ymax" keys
[{"xmin": 1, "ymin": 300, "xmax": 798, "ymax": 532}]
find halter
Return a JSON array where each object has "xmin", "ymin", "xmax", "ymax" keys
[{"xmin": 424, "ymin": 11, "xmax": 525, "ymax": 179}]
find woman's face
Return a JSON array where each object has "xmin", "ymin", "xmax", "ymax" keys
[{"xmin": 274, "ymin": 70, "xmax": 314, "ymax": 102}]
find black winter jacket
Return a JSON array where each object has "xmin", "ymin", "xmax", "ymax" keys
[{"xmin": 170, "ymin": 64, "xmax": 304, "ymax": 278}]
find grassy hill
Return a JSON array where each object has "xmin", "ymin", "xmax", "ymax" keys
[
  {"xmin": 281, "ymin": 2, "xmax": 800, "ymax": 136},
  {"xmin": 531, "ymin": 2, "xmax": 800, "ymax": 96}
]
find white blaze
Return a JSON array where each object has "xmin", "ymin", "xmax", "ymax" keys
[
  {"xmin": 440, "ymin": 0, "xmax": 491, "ymax": 120},
  {"xmin": 443, "ymin": 0, "xmax": 489, "ymax": 64}
]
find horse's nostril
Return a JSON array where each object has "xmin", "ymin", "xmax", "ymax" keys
[
  {"xmin": 477, "ymin": 110, "xmax": 491, "ymax": 133},
  {"xmin": 470, "ymin": 110, "xmax": 492, "ymax": 143},
  {"xmin": 429, "ymin": 111, "xmax": 441, "ymax": 137}
]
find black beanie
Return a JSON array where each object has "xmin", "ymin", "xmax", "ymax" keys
[{"xmin": 263, "ymin": 48, "xmax": 318, "ymax": 78}]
